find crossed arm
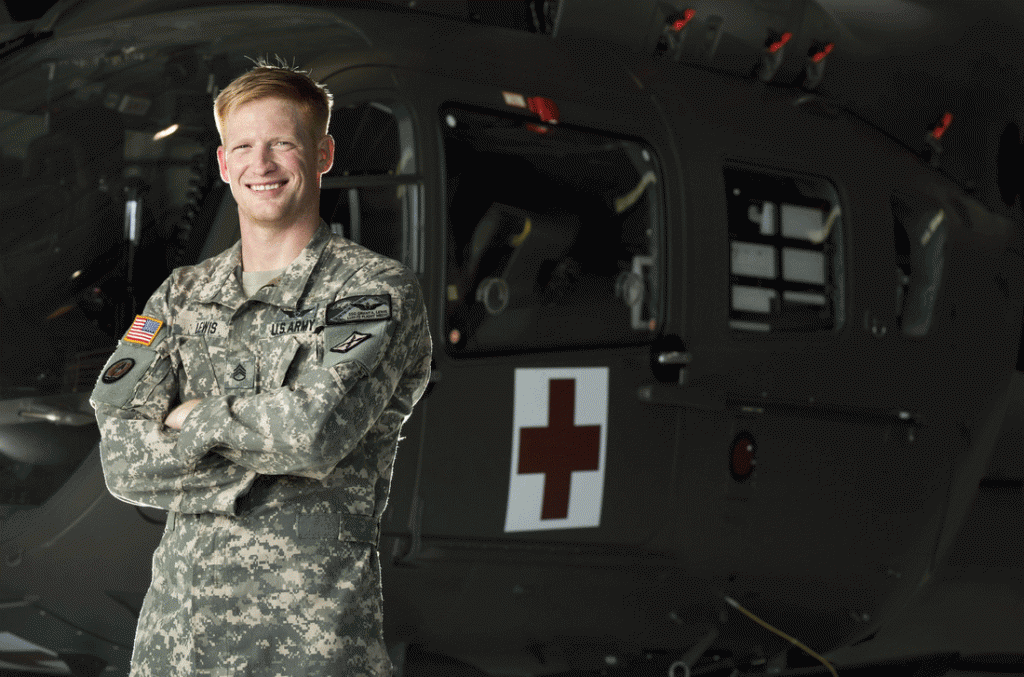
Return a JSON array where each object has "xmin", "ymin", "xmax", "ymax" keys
[{"xmin": 91, "ymin": 265, "xmax": 429, "ymax": 514}]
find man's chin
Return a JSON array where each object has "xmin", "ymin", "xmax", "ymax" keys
[
  {"xmin": 240, "ymin": 207, "xmax": 320, "ymax": 233},
  {"xmin": 240, "ymin": 205, "xmax": 291, "ymax": 229}
]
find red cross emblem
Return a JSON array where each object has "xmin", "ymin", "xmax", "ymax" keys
[
  {"xmin": 506, "ymin": 367, "xmax": 608, "ymax": 532},
  {"xmin": 517, "ymin": 379, "xmax": 601, "ymax": 520}
]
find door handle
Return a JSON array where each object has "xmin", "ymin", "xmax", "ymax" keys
[{"xmin": 657, "ymin": 351, "xmax": 691, "ymax": 366}]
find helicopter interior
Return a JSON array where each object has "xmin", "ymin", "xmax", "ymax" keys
[{"xmin": 442, "ymin": 105, "xmax": 661, "ymax": 354}]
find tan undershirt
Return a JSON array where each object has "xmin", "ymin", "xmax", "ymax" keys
[{"xmin": 241, "ymin": 267, "xmax": 286, "ymax": 297}]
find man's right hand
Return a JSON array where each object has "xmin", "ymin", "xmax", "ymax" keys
[{"xmin": 165, "ymin": 399, "xmax": 202, "ymax": 430}]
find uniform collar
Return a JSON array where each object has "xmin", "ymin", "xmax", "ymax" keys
[
  {"xmin": 196, "ymin": 221, "xmax": 333, "ymax": 312},
  {"xmin": 195, "ymin": 239, "xmax": 247, "ymax": 310}
]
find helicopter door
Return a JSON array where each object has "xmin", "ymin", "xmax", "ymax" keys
[{"xmin": 406, "ymin": 104, "xmax": 673, "ymax": 548}]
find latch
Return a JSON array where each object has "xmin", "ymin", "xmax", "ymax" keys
[
  {"xmin": 650, "ymin": 335, "xmax": 691, "ymax": 384},
  {"xmin": 619, "ymin": 254, "xmax": 655, "ymax": 331}
]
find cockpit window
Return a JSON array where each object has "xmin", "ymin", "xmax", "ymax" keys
[
  {"xmin": 0, "ymin": 103, "xmax": 212, "ymax": 400},
  {"xmin": 442, "ymin": 106, "xmax": 661, "ymax": 354}
]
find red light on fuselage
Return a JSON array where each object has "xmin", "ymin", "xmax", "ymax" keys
[
  {"xmin": 527, "ymin": 96, "xmax": 559, "ymax": 124},
  {"xmin": 931, "ymin": 112, "xmax": 954, "ymax": 140},
  {"xmin": 768, "ymin": 32, "xmax": 792, "ymax": 54},
  {"xmin": 812, "ymin": 43, "xmax": 834, "ymax": 63},
  {"xmin": 730, "ymin": 433, "xmax": 757, "ymax": 480},
  {"xmin": 672, "ymin": 9, "xmax": 696, "ymax": 31}
]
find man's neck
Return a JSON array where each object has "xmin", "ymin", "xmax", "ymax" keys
[{"xmin": 239, "ymin": 215, "xmax": 319, "ymax": 272}]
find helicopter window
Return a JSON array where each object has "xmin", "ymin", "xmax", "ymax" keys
[
  {"xmin": 441, "ymin": 106, "xmax": 661, "ymax": 354},
  {"xmin": 320, "ymin": 101, "xmax": 422, "ymax": 271},
  {"xmin": 725, "ymin": 167, "xmax": 845, "ymax": 333}
]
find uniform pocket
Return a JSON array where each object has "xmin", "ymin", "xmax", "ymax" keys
[
  {"xmin": 258, "ymin": 334, "xmax": 301, "ymax": 389},
  {"xmin": 193, "ymin": 535, "xmax": 366, "ymax": 675},
  {"xmin": 201, "ymin": 335, "xmax": 259, "ymax": 393},
  {"xmin": 178, "ymin": 335, "xmax": 223, "ymax": 398}
]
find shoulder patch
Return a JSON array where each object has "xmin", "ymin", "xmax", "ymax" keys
[
  {"xmin": 91, "ymin": 344, "xmax": 160, "ymax": 408},
  {"xmin": 330, "ymin": 331, "xmax": 373, "ymax": 354},
  {"xmin": 323, "ymin": 321, "xmax": 389, "ymax": 372},
  {"xmin": 326, "ymin": 295, "xmax": 391, "ymax": 325},
  {"xmin": 123, "ymin": 315, "xmax": 165, "ymax": 347},
  {"xmin": 102, "ymin": 358, "xmax": 136, "ymax": 384}
]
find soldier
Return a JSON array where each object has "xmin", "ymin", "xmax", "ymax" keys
[{"xmin": 90, "ymin": 64, "xmax": 431, "ymax": 676}]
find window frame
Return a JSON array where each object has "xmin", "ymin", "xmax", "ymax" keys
[
  {"xmin": 321, "ymin": 97, "xmax": 425, "ymax": 273},
  {"xmin": 723, "ymin": 162, "xmax": 848, "ymax": 337},
  {"xmin": 438, "ymin": 102, "xmax": 666, "ymax": 357}
]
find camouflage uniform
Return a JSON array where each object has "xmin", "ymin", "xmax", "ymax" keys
[{"xmin": 91, "ymin": 223, "xmax": 431, "ymax": 676}]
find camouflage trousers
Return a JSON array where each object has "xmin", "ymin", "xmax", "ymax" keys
[{"xmin": 130, "ymin": 510, "xmax": 391, "ymax": 677}]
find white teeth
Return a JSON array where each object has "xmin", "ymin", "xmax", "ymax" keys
[{"xmin": 250, "ymin": 182, "xmax": 284, "ymax": 192}]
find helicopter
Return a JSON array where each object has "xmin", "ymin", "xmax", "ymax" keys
[{"xmin": 0, "ymin": 1, "xmax": 1022, "ymax": 675}]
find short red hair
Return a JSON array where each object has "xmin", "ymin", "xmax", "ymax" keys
[{"xmin": 214, "ymin": 63, "xmax": 333, "ymax": 142}]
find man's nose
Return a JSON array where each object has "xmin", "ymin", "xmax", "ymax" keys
[{"xmin": 255, "ymin": 145, "xmax": 276, "ymax": 172}]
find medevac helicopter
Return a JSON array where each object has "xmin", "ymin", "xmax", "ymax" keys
[{"xmin": 0, "ymin": 1, "xmax": 1022, "ymax": 675}]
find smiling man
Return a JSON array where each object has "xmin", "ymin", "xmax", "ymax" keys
[{"xmin": 90, "ymin": 64, "xmax": 432, "ymax": 677}]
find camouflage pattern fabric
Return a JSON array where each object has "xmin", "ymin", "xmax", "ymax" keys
[{"xmin": 91, "ymin": 223, "xmax": 432, "ymax": 676}]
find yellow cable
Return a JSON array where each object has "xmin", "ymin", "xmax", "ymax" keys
[
  {"xmin": 614, "ymin": 170, "xmax": 657, "ymax": 214},
  {"xmin": 509, "ymin": 218, "xmax": 531, "ymax": 247},
  {"xmin": 724, "ymin": 596, "xmax": 839, "ymax": 677}
]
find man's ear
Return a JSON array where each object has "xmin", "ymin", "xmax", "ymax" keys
[
  {"xmin": 319, "ymin": 135, "xmax": 335, "ymax": 176},
  {"xmin": 216, "ymin": 146, "xmax": 230, "ymax": 184}
]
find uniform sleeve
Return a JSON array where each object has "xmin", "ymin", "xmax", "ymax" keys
[
  {"xmin": 90, "ymin": 275, "xmax": 257, "ymax": 514},
  {"xmin": 176, "ymin": 265, "xmax": 431, "ymax": 481}
]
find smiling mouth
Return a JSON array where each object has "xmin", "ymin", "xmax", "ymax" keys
[{"xmin": 248, "ymin": 181, "xmax": 286, "ymax": 192}]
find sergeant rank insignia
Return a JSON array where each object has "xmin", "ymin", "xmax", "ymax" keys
[{"xmin": 326, "ymin": 295, "xmax": 391, "ymax": 324}]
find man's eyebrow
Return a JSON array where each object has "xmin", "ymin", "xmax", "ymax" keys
[{"xmin": 226, "ymin": 133, "xmax": 302, "ymax": 149}]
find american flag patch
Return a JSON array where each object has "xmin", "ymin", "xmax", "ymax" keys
[{"xmin": 124, "ymin": 315, "xmax": 163, "ymax": 346}]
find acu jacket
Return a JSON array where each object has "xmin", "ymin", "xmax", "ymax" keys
[{"xmin": 90, "ymin": 224, "xmax": 431, "ymax": 676}]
